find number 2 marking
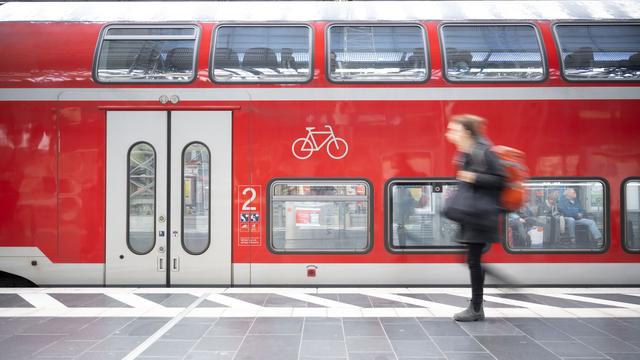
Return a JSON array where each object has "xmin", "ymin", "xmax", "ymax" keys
[{"xmin": 242, "ymin": 187, "xmax": 257, "ymax": 211}]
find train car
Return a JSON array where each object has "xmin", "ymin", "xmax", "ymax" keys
[{"xmin": 1, "ymin": 1, "xmax": 639, "ymax": 286}]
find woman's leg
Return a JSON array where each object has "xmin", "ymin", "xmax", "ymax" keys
[{"xmin": 467, "ymin": 243, "xmax": 485, "ymax": 312}]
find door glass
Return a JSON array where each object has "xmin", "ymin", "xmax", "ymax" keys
[
  {"xmin": 182, "ymin": 142, "xmax": 210, "ymax": 254},
  {"xmin": 128, "ymin": 142, "xmax": 156, "ymax": 254}
]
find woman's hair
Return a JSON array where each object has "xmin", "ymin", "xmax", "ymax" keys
[{"xmin": 449, "ymin": 114, "xmax": 486, "ymax": 140}]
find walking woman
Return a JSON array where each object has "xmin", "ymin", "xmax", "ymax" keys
[{"xmin": 444, "ymin": 114, "xmax": 505, "ymax": 322}]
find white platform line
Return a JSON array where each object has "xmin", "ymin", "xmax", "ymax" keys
[
  {"xmin": 538, "ymin": 293, "xmax": 640, "ymax": 309},
  {"xmin": 19, "ymin": 293, "xmax": 67, "ymax": 309},
  {"xmin": 106, "ymin": 293, "xmax": 165, "ymax": 309},
  {"xmin": 204, "ymin": 293, "xmax": 263, "ymax": 309},
  {"xmin": 362, "ymin": 292, "xmax": 461, "ymax": 311},
  {"xmin": 122, "ymin": 292, "xmax": 210, "ymax": 360},
  {"xmin": 274, "ymin": 292, "xmax": 361, "ymax": 309},
  {"xmin": 482, "ymin": 295, "xmax": 559, "ymax": 310}
]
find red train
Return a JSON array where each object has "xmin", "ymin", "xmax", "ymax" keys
[{"xmin": 1, "ymin": 1, "xmax": 639, "ymax": 286}]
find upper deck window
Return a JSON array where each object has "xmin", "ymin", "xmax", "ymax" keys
[
  {"xmin": 441, "ymin": 24, "xmax": 545, "ymax": 82},
  {"xmin": 328, "ymin": 25, "xmax": 428, "ymax": 83},
  {"xmin": 212, "ymin": 25, "xmax": 312, "ymax": 83},
  {"xmin": 95, "ymin": 25, "xmax": 199, "ymax": 83},
  {"xmin": 555, "ymin": 24, "xmax": 640, "ymax": 81}
]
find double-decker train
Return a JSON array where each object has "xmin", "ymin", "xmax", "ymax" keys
[{"xmin": 1, "ymin": 1, "xmax": 639, "ymax": 286}]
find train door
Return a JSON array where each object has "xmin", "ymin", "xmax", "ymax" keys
[{"xmin": 106, "ymin": 111, "xmax": 231, "ymax": 286}]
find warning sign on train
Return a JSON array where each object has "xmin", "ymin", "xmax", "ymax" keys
[{"xmin": 238, "ymin": 185, "xmax": 261, "ymax": 246}]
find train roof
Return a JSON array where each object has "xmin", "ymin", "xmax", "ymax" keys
[{"xmin": 0, "ymin": 1, "xmax": 639, "ymax": 23}]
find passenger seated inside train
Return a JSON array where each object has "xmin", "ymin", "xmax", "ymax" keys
[
  {"xmin": 508, "ymin": 206, "xmax": 538, "ymax": 247},
  {"xmin": 329, "ymin": 51, "xmax": 342, "ymax": 72},
  {"xmin": 564, "ymin": 46, "xmax": 594, "ymax": 69},
  {"xmin": 280, "ymin": 47, "xmax": 297, "ymax": 70},
  {"xmin": 558, "ymin": 187, "xmax": 603, "ymax": 246},
  {"xmin": 446, "ymin": 47, "xmax": 472, "ymax": 72},
  {"xmin": 405, "ymin": 47, "xmax": 426, "ymax": 69}
]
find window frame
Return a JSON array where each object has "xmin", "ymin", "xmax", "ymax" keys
[
  {"xmin": 439, "ymin": 22, "xmax": 548, "ymax": 84},
  {"xmin": 180, "ymin": 141, "xmax": 212, "ymax": 256},
  {"xmin": 385, "ymin": 178, "xmax": 469, "ymax": 253},
  {"xmin": 209, "ymin": 23, "xmax": 314, "ymax": 84},
  {"xmin": 553, "ymin": 21, "xmax": 640, "ymax": 83},
  {"xmin": 266, "ymin": 178, "xmax": 374, "ymax": 254},
  {"xmin": 126, "ymin": 141, "xmax": 157, "ymax": 256},
  {"xmin": 502, "ymin": 177, "xmax": 609, "ymax": 254},
  {"xmin": 93, "ymin": 23, "xmax": 201, "ymax": 84},
  {"xmin": 325, "ymin": 22, "xmax": 430, "ymax": 84},
  {"xmin": 622, "ymin": 177, "xmax": 640, "ymax": 254}
]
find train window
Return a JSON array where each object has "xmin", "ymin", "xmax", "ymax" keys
[
  {"xmin": 182, "ymin": 143, "xmax": 210, "ymax": 255},
  {"xmin": 441, "ymin": 24, "xmax": 545, "ymax": 82},
  {"xmin": 327, "ymin": 25, "xmax": 428, "ymax": 82},
  {"xmin": 623, "ymin": 180, "xmax": 640, "ymax": 252},
  {"xmin": 269, "ymin": 180, "xmax": 371, "ymax": 253},
  {"xmin": 95, "ymin": 25, "xmax": 199, "ymax": 83},
  {"xmin": 212, "ymin": 25, "xmax": 312, "ymax": 83},
  {"xmin": 127, "ymin": 142, "xmax": 156, "ymax": 255},
  {"xmin": 505, "ymin": 180, "xmax": 606, "ymax": 253},
  {"xmin": 555, "ymin": 24, "xmax": 640, "ymax": 81},
  {"xmin": 388, "ymin": 181, "xmax": 463, "ymax": 252}
]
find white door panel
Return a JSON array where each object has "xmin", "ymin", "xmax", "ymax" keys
[
  {"xmin": 106, "ymin": 111, "xmax": 167, "ymax": 285},
  {"xmin": 170, "ymin": 111, "xmax": 231, "ymax": 285}
]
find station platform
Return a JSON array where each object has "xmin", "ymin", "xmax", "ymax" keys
[{"xmin": 1, "ymin": 287, "xmax": 640, "ymax": 360}]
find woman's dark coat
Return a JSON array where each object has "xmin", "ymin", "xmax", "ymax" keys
[{"xmin": 455, "ymin": 139, "xmax": 506, "ymax": 244}]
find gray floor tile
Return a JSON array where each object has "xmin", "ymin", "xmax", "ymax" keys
[
  {"xmin": 0, "ymin": 334, "xmax": 64, "ymax": 360},
  {"xmin": 265, "ymin": 294, "xmax": 323, "ymax": 307},
  {"xmin": 160, "ymin": 323, "xmax": 210, "ymax": 340},
  {"xmin": 405, "ymin": 293, "xmax": 520, "ymax": 308},
  {"xmin": 368, "ymin": 295, "xmax": 420, "ymax": 308},
  {"xmin": 382, "ymin": 323, "xmax": 428, "ymax": 340},
  {"xmin": 574, "ymin": 337, "xmax": 640, "ymax": 353},
  {"xmin": 223, "ymin": 293, "xmax": 269, "ymax": 306},
  {"xmin": 344, "ymin": 320, "xmax": 386, "ymax": 337},
  {"xmin": 380, "ymin": 317, "xmax": 420, "ymax": 325},
  {"xmin": 19, "ymin": 317, "xmax": 96, "ymax": 335},
  {"xmin": 76, "ymin": 351, "xmax": 128, "ymax": 360},
  {"xmin": 113, "ymin": 319, "xmax": 167, "ymax": 336},
  {"xmin": 49, "ymin": 293, "xmax": 131, "ymax": 308},
  {"xmin": 0, "ymin": 294, "xmax": 34, "ymax": 308},
  {"xmin": 348, "ymin": 352, "xmax": 397, "ymax": 360},
  {"xmin": 184, "ymin": 351, "xmax": 235, "ymax": 359},
  {"xmin": 300, "ymin": 340, "xmax": 347, "ymax": 357},
  {"xmin": 346, "ymin": 336, "xmax": 393, "ymax": 352},
  {"xmin": 543, "ymin": 319, "xmax": 609, "ymax": 337},
  {"xmin": 444, "ymin": 353, "xmax": 495, "ymax": 360},
  {"xmin": 475, "ymin": 335, "xmax": 561, "ymax": 360},
  {"xmin": 140, "ymin": 339, "xmax": 197, "ymax": 357},
  {"xmin": 0, "ymin": 318, "xmax": 50, "ymax": 336},
  {"xmin": 88, "ymin": 335, "xmax": 146, "ymax": 352},
  {"xmin": 431, "ymin": 336, "xmax": 484, "ymax": 352},
  {"xmin": 139, "ymin": 293, "xmax": 198, "ymax": 307},
  {"xmin": 509, "ymin": 318, "xmax": 572, "ymax": 341},
  {"xmin": 316, "ymin": 294, "xmax": 373, "ymax": 308},
  {"xmin": 193, "ymin": 336, "xmax": 243, "ymax": 352},
  {"xmin": 540, "ymin": 340, "xmax": 606, "ymax": 358},
  {"xmin": 304, "ymin": 317, "xmax": 342, "ymax": 324},
  {"xmin": 205, "ymin": 319, "xmax": 253, "ymax": 336},
  {"xmin": 418, "ymin": 320, "xmax": 468, "ymax": 336},
  {"xmin": 249, "ymin": 317, "xmax": 303, "ymax": 335},
  {"xmin": 235, "ymin": 334, "xmax": 300, "ymax": 360},
  {"xmin": 390, "ymin": 339, "xmax": 443, "ymax": 357},
  {"xmin": 457, "ymin": 318, "xmax": 523, "ymax": 336},
  {"xmin": 579, "ymin": 318, "xmax": 640, "ymax": 342},
  {"xmin": 34, "ymin": 339, "xmax": 98, "ymax": 357},
  {"xmin": 602, "ymin": 354, "xmax": 640, "ymax": 360},
  {"xmin": 65, "ymin": 317, "xmax": 134, "ymax": 340},
  {"xmin": 303, "ymin": 322, "xmax": 344, "ymax": 340},
  {"xmin": 138, "ymin": 357, "xmax": 182, "ymax": 360},
  {"xmin": 300, "ymin": 357, "xmax": 346, "ymax": 360}
]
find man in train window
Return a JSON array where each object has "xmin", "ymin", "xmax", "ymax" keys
[{"xmin": 558, "ymin": 187, "xmax": 603, "ymax": 245}]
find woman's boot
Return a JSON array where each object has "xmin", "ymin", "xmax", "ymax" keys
[{"xmin": 453, "ymin": 301, "xmax": 484, "ymax": 322}]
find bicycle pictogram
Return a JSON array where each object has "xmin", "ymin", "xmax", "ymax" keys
[{"xmin": 291, "ymin": 125, "xmax": 349, "ymax": 160}]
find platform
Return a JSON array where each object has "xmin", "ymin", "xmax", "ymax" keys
[{"xmin": 1, "ymin": 287, "xmax": 640, "ymax": 359}]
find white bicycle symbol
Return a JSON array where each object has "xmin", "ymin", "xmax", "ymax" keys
[{"xmin": 292, "ymin": 125, "xmax": 349, "ymax": 160}]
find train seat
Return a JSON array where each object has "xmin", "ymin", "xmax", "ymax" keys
[
  {"xmin": 214, "ymin": 48, "xmax": 240, "ymax": 68},
  {"xmin": 242, "ymin": 47, "xmax": 278, "ymax": 68},
  {"xmin": 165, "ymin": 47, "xmax": 193, "ymax": 72}
]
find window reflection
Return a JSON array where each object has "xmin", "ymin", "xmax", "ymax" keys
[
  {"xmin": 128, "ymin": 142, "xmax": 156, "ymax": 254},
  {"xmin": 182, "ymin": 143, "xmax": 210, "ymax": 255},
  {"xmin": 624, "ymin": 181, "xmax": 640, "ymax": 251}
]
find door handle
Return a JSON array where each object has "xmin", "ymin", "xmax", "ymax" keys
[
  {"xmin": 172, "ymin": 257, "xmax": 180, "ymax": 271},
  {"xmin": 158, "ymin": 257, "xmax": 165, "ymax": 271}
]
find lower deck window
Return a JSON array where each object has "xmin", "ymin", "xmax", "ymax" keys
[
  {"xmin": 388, "ymin": 181, "xmax": 462, "ymax": 251},
  {"xmin": 269, "ymin": 180, "xmax": 370, "ymax": 253},
  {"xmin": 624, "ymin": 180, "xmax": 640, "ymax": 252},
  {"xmin": 506, "ymin": 180, "xmax": 606, "ymax": 252}
]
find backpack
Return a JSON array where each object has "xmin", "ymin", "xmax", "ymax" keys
[{"xmin": 492, "ymin": 145, "xmax": 529, "ymax": 212}]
